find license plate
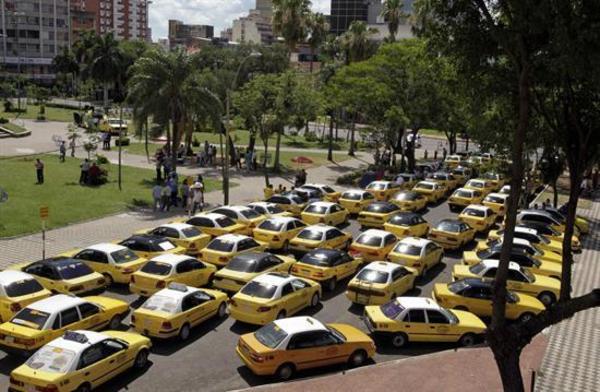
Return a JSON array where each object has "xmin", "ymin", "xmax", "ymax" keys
[
  {"xmin": 26, "ymin": 385, "xmax": 37, "ymax": 392},
  {"xmin": 5, "ymin": 336, "xmax": 14, "ymax": 344},
  {"xmin": 356, "ymin": 294, "xmax": 369, "ymax": 304}
]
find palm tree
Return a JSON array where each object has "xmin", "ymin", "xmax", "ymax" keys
[
  {"xmin": 340, "ymin": 21, "xmax": 378, "ymax": 64},
  {"xmin": 52, "ymin": 48, "xmax": 79, "ymax": 96},
  {"xmin": 88, "ymin": 34, "xmax": 123, "ymax": 109},
  {"xmin": 307, "ymin": 12, "xmax": 329, "ymax": 72},
  {"xmin": 127, "ymin": 49, "xmax": 222, "ymax": 171},
  {"xmin": 272, "ymin": 0, "xmax": 312, "ymax": 54},
  {"xmin": 381, "ymin": 0, "xmax": 406, "ymax": 42}
]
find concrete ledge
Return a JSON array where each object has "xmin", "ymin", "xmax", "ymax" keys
[{"xmin": 0, "ymin": 125, "xmax": 31, "ymax": 138}]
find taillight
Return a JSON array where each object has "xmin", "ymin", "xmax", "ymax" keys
[
  {"xmin": 272, "ymin": 236, "xmax": 280, "ymax": 241},
  {"xmin": 69, "ymin": 285, "xmax": 84, "ymax": 292},
  {"xmin": 161, "ymin": 321, "xmax": 172, "ymax": 329},
  {"xmin": 499, "ymin": 206, "xmax": 505, "ymax": 211},
  {"xmin": 36, "ymin": 385, "xmax": 59, "ymax": 392},
  {"xmin": 9, "ymin": 377, "xmax": 23, "ymax": 386},
  {"xmin": 257, "ymin": 306, "xmax": 272, "ymax": 312},
  {"xmin": 156, "ymin": 281, "xmax": 166, "ymax": 288},
  {"xmin": 15, "ymin": 337, "xmax": 35, "ymax": 346},
  {"xmin": 122, "ymin": 268, "xmax": 134, "ymax": 274},
  {"xmin": 413, "ymin": 262, "xmax": 422, "ymax": 267},
  {"xmin": 131, "ymin": 314, "xmax": 136, "ymax": 323},
  {"xmin": 219, "ymin": 256, "xmax": 228, "ymax": 262},
  {"xmin": 250, "ymin": 352, "xmax": 268, "ymax": 362},
  {"xmin": 10, "ymin": 303, "xmax": 21, "ymax": 312},
  {"xmin": 189, "ymin": 243, "xmax": 196, "ymax": 249},
  {"xmin": 291, "ymin": 266, "xmax": 299, "ymax": 272},
  {"xmin": 130, "ymin": 275, "xmax": 136, "ymax": 283},
  {"xmin": 228, "ymin": 299, "xmax": 237, "ymax": 306},
  {"xmin": 319, "ymin": 218, "xmax": 325, "ymax": 223},
  {"xmin": 367, "ymin": 251, "xmax": 378, "ymax": 256},
  {"xmin": 313, "ymin": 272, "xmax": 325, "ymax": 277}
]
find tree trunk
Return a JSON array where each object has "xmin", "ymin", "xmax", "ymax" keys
[
  {"xmin": 118, "ymin": 105, "xmax": 123, "ymax": 191},
  {"xmin": 273, "ymin": 127, "xmax": 282, "ymax": 172},
  {"xmin": 335, "ymin": 117, "xmax": 339, "ymax": 140},
  {"xmin": 309, "ymin": 47, "xmax": 314, "ymax": 73},
  {"xmin": 103, "ymin": 83, "xmax": 109, "ymax": 110},
  {"xmin": 171, "ymin": 119, "xmax": 178, "ymax": 172},
  {"xmin": 552, "ymin": 180, "xmax": 559, "ymax": 208},
  {"xmin": 263, "ymin": 137, "xmax": 270, "ymax": 186},
  {"xmin": 144, "ymin": 118, "xmax": 150, "ymax": 162},
  {"xmin": 492, "ymin": 345, "xmax": 525, "ymax": 392},
  {"xmin": 348, "ymin": 115, "xmax": 356, "ymax": 156},
  {"xmin": 560, "ymin": 163, "xmax": 582, "ymax": 301},
  {"xmin": 327, "ymin": 114, "xmax": 334, "ymax": 161}
]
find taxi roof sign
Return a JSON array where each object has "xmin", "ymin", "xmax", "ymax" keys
[
  {"xmin": 64, "ymin": 331, "xmax": 88, "ymax": 344},
  {"xmin": 168, "ymin": 282, "xmax": 188, "ymax": 292}
]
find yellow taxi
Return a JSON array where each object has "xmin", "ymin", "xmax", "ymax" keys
[
  {"xmin": 487, "ymin": 227, "xmax": 564, "ymax": 255},
  {"xmin": 131, "ymin": 283, "xmax": 227, "ymax": 340},
  {"xmin": 300, "ymin": 201, "xmax": 349, "ymax": 226},
  {"xmin": 387, "ymin": 237, "xmax": 443, "ymax": 276},
  {"xmin": 346, "ymin": 262, "xmax": 416, "ymax": 305},
  {"xmin": 444, "ymin": 154, "xmax": 464, "ymax": 169},
  {"xmin": 499, "ymin": 184, "xmax": 511, "ymax": 194},
  {"xmin": 433, "ymin": 278, "xmax": 545, "ymax": 322},
  {"xmin": 265, "ymin": 194, "xmax": 307, "ymax": 215},
  {"xmin": 389, "ymin": 191, "xmax": 428, "ymax": 212},
  {"xmin": 118, "ymin": 234, "xmax": 186, "ymax": 259},
  {"xmin": 383, "ymin": 212, "xmax": 430, "ymax": 239},
  {"xmin": 461, "ymin": 247, "xmax": 562, "ymax": 280},
  {"xmin": 448, "ymin": 188, "xmax": 485, "ymax": 213},
  {"xmin": 357, "ymin": 202, "xmax": 401, "ymax": 229},
  {"xmin": 349, "ymin": 229, "xmax": 397, "ymax": 262},
  {"xmin": 61, "ymin": 243, "xmax": 147, "ymax": 285},
  {"xmin": 211, "ymin": 206, "xmax": 267, "ymax": 235},
  {"xmin": 11, "ymin": 258, "xmax": 106, "ymax": 296},
  {"xmin": 0, "ymin": 271, "xmax": 51, "ymax": 323},
  {"xmin": 464, "ymin": 178, "xmax": 495, "ymax": 196},
  {"xmin": 236, "ymin": 316, "xmax": 375, "ymax": 380},
  {"xmin": 458, "ymin": 204, "xmax": 497, "ymax": 232},
  {"xmin": 431, "ymin": 172, "xmax": 458, "ymax": 192},
  {"xmin": 137, "ymin": 223, "xmax": 211, "ymax": 256},
  {"xmin": 247, "ymin": 202, "xmax": 293, "ymax": 218},
  {"xmin": 366, "ymin": 181, "xmax": 403, "ymax": 201},
  {"xmin": 393, "ymin": 173, "xmax": 418, "ymax": 190},
  {"xmin": 290, "ymin": 249, "xmax": 363, "ymax": 291},
  {"xmin": 213, "ymin": 252, "xmax": 296, "ymax": 293},
  {"xmin": 481, "ymin": 172, "xmax": 506, "ymax": 191},
  {"xmin": 451, "ymin": 166, "xmax": 473, "ymax": 186},
  {"xmin": 476, "ymin": 237, "xmax": 563, "ymax": 265},
  {"xmin": 289, "ymin": 224, "xmax": 352, "ymax": 253},
  {"xmin": 483, "ymin": 192, "xmax": 509, "ymax": 216},
  {"xmin": 200, "ymin": 234, "xmax": 265, "ymax": 267},
  {"xmin": 129, "ymin": 254, "xmax": 216, "ymax": 297},
  {"xmin": 252, "ymin": 217, "xmax": 307, "ymax": 252},
  {"xmin": 301, "ymin": 183, "xmax": 342, "ymax": 202},
  {"xmin": 338, "ymin": 189, "xmax": 376, "ymax": 214},
  {"xmin": 9, "ymin": 330, "xmax": 151, "ymax": 392},
  {"xmin": 452, "ymin": 260, "xmax": 560, "ymax": 306},
  {"xmin": 412, "ymin": 181, "xmax": 446, "ymax": 203},
  {"xmin": 0, "ymin": 294, "xmax": 129, "ymax": 356},
  {"xmin": 184, "ymin": 212, "xmax": 248, "ymax": 237},
  {"xmin": 229, "ymin": 273, "xmax": 321, "ymax": 325},
  {"xmin": 428, "ymin": 219, "xmax": 476, "ymax": 250},
  {"xmin": 517, "ymin": 222, "xmax": 582, "ymax": 253},
  {"xmin": 516, "ymin": 210, "xmax": 574, "ymax": 236},
  {"xmin": 363, "ymin": 297, "xmax": 486, "ymax": 347}
]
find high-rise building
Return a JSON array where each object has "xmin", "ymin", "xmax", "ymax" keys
[
  {"xmin": 255, "ymin": 0, "xmax": 273, "ymax": 17},
  {"xmin": 0, "ymin": 0, "xmax": 71, "ymax": 83},
  {"xmin": 330, "ymin": 0, "xmax": 414, "ymax": 37},
  {"xmin": 168, "ymin": 19, "xmax": 214, "ymax": 50},
  {"xmin": 231, "ymin": 9, "xmax": 273, "ymax": 45}
]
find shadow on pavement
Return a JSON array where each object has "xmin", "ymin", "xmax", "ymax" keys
[
  {"xmin": 96, "ymin": 360, "xmax": 154, "ymax": 391},
  {"xmin": 151, "ymin": 315, "xmax": 229, "ymax": 356}
]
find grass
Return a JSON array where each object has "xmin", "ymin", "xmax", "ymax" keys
[
  {"xmin": 1, "ymin": 122, "xmax": 27, "ymax": 134},
  {"xmin": 0, "ymin": 104, "xmax": 76, "ymax": 123},
  {"xmin": 0, "ymin": 155, "xmax": 220, "ymax": 238}
]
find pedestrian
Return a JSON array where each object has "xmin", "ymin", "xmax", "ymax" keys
[
  {"xmin": 442, "ymin": 147, "xmax": 448, "ymax": 160},
  {"xmin": 106, "ymin": 132, "xmax": 111, "ymax": 150},
  {"xmin": 59, "ymin": 141, "xmax": 66, "ymax": 162},
  {"xmin": 180, "ymin": 179, "xmax": 190, "ymax": 210},
  {"xmin": 580, "ymin": 177, "xmax": 588, "ymax": 196},
  {"xmin": 88, "ymin": 163, "xmax": 101, "ymax": 185},
  {"xmin": 245, "ymin": 149, "xmax": 252, "ymax": 171},
  {"xmin": 155, "ymin": 159, "xmax": 162, "ymax": 182},
  {"xmin": 160, "ymin": 182, "xmax": 171, "ymax": 211},
  {"xmin": 191, "ymin": 182, "xmax": 204, "ymax": 214},
  {"xmin": 69, "ymin": 138, "xmax": 76, "ymax": 157},
  {"xmin": 168, "ymin": 176, "xmax": 178, "ymax": 207},
  {"xmin": 207, "ymin": 146, "xmax": 214, "ymax": 166},
  {"xmin": 34, "ymin": 158, "xmax": 44, "ymax": 184},
  {"xmin": 152, "ymin": 182, "xmax": 162, "ymax": 212},
  {"xmin": 264, "ymin": 184, "xmax": 274, "ymax": 199},
  {"xmin": 79, "ymin": 158, "xmax": 90, "ymax": 185},
  {"xmin": 374, "ymin": 148, "xmax": 380, "ymax": 166},
  {"xmin": 395, "ymin": 174, "xmax": 405, "ymax": 187}
]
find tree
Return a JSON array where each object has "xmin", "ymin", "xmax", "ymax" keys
[
  {"xmin": 381, "ymin": 0, "xmax": 406, "ymax": 42},
  {"xmin": 88, "ymin": 34, "xmax": 124, "ymax": 109},
  {"xmin": 272, "ymin": 0, "xmax": 312, "ymax": 54},
  {"xmin": 340, "ymin": 21, "xmax": 378, "ymax": 65},
  {"xmin": 52, "ymin": 48, "xmax": 79, "ymax": 96},
  {"xmin": 306, "ymin": 13, "xmax": 329, "ymax": 72}
]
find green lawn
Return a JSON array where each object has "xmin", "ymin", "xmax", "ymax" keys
[
  {"xmin": 1, "ymin": 122, "xmax": 27, "ymax": 134},
  {"xmin": 0, "ymin": 155, "xmax": 220, "ymax": 238},
  {"xmin": 0, "ymin": 104, "xmax": 76, "ymax": 123}
]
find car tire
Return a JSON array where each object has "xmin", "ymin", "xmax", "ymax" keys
[
  {"xmin": 459, "ymin": 333, "xmax": 477, "ymax": 347},
  {"xmin": 217, "ymin": 302, "xmax": 227, "ymax": 318},
  {"xmin": 325, "ymin": 278, "xmax": 336, "ymax": 292},
  {"xmin": 310, "ymin": 293, "xmax": 320, "ymax": 307},
  {"xmin": 348, "ymin": 349, "xmax": 368, "ymax": 368},
  {"xmin": 518, "ymin": 312, "xmax": 534, "ymax": 323},
  {"xmin": 538, "ymin": 292, "xmax": 556, "ymax": 307},
  {"xmin": 75, "ymin": 383, "xmax": 92, "ymax": 392},
  {"xmin": 276, "ymin": 363, "xmax": 295, "ymax": 381},
  {"xmin": 391, "ymin": 333, "xmax": 408, "ymax": 348},
  {"xmin": 276, "ymin": 310, "xmax": 287, "ymax": 320},
  {"xmin": 103, "ymin": 273, "xmax": 114, "ymax": 286},
  {"xmin": 133, "ymin": 349, "xmax": 149, "ymax": 370},
  {"xmin": 179, "ymin": 323, "xmax": 191, "ymax": 341},
  {"xmin": 108, "ymin": 314, "xmax": 122, "ymax": 330}
]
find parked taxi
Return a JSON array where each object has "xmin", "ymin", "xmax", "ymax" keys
[
  {"xmin": 366, "ymin": 181, "xmax": 402, "ymax": 201},
  {"xmin": 228, "ymin": 273, "xmax": 321, "ymax": 325},
  {"xmin": 0, "ymin": 294, "xmax": 129, "ymax": 356},
  {"xmin": 265, "ymin": 194, "xmax": 307, "ymax": 215},
  {"xmin": 412, "ymin": 181, "xmax": 446, "ymax": 203},
  {"xmin": 389, "ymin": 191, "xmax": 428, "ymax": 212},
  {"xmin": 393, "ymin": 173, "xmax": 418, "ymax": 189},
  {"xmin": 0, "ymin": 271, "xmax": 51, "ymax": 323},
  {"xmin": 462, "ymin": 247, "xmax": 562, "ymax": 280},
  {"xmin": 9, "ymin": 330, "xmax": 150, "ymax": 392},
  {"xmin": 451, "ymin": 166, "xmax": 473, "ymax": 186},
  {"xmin": 211, "ymin": 206, "xmax": 267, "ymax": 235},
  {"xmin": 290, "ymin": 249, "xmax": 362, "ymax": 291},
  {"xmin": 200, "ymin": 234, "xmax": 265, "ymax": 267},
  {"xmin": 383, "ymin": 212, "xmax": 430, "ymax": 238},
  {"xmin": 487, "ymin": 227, "xmax": 564, "ymax": 255},
  {"xmin": 247, "ymin": 202, "xmax": 293, "ymax": 218},
  {"xmin": 300, "ymin": 201, "xmax": 349, "ymax": 226},
  {"xmin": 338, "ymin": 189, "xmax": 376, "ymax": 214},
  {"xmin": 301, "ymin": 183, "xmax": 342, "ymax": 202},
  {"xmin": 137, "ymin": 223, "xmax": 211, "ymax": 256},
  {"xmin": 289, "ymin": 225, "xmax": 352, "ymax": 253},
  {"xmin": 118, "ymin": 234, "xmax": 186, "ymax": 259},
  {"xmin": 357, "ymin": 202, "xmax": 401, "ymax": 228},
  {"xmin": 483, "ymin": 192, "xmax": 509, "ymax": 216},
  {"xmin": 129, "ymin": 254, "xmax": 215, "ymax": 297},
  {"xmin": 349, "ymin": 229, "xmax": 397, "ymax": 262},
  {"xmin": 476, "ymin": 238, "xmax": 563, "ymax": 265},
  {"xmin": 481, "ymin": 172, "xmax": 506, "ymax": 191},
  {"xmin": 444, "ymin": 155, "xmax": 464, "ymax": 169},
  {"xmin": 363, "ymin": 297, "xmax": 486, "ymax": 347},
  {"xmin": 236, "ymin": 316, "xmax": 375, "ymax": 380},
  {"xmin": 346, "ymin": 262, "xmax": 416, "ymax": 305},
  {"xmin": 517, "ymin": 222, "xmax": 581, "ymax": 253},
  {"xmin": 184, "ymin": 212, "xmax": 248, "ymax": 237},
  {"xmin": 131, "ymin": 283, "xmax": 227, "ymax": 340},
  {"xmin": 431, "ymin": 172, "xmax": 458, "ymax": 192},
  {"xmin": 253, "ymin": 217, "xmax": 307, "ymax": 251},
  {"xmin": 464, "ymin": 179, "xmax": 495, "ymax": 196},
  {"xmin": 428, "ymin": 219, "xmax": 476, "ymax": 250},
  {"xmin": 448, "ymin": 188, "xmax": 484, "ymax": 212},
  {"xmin": 387, "ymin": 237, "xmax": 443, "ymax": 276},
  {"xmin": 458, "ymin": 204, "xmax": 497, "ymax": 232}
]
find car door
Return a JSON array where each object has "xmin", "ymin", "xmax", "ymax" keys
[
  {"xmin": 332, "ymin": 253, "xmax": 353, "ymax": 279},
  {"xmin": 425, "ymin": 310, "xmax": 455, "ymax": 342},
  {"xmin": 78, "ymin": 302, "xmax": 105, "ymax": 330},
  {"xmin": 391, "ymin": 268, "xmax": 413, "ymax": 295},
  {"xmin": 289, "ymin": 279, "xmax": 312, "ymax": 313},
  {"xmin": 279, "ymin": 283, "xmax": 300, "ymax": 314},
  {"xmin": 327, "ymin": 229, "xmax": 345, "ymax": 249},
  {"xmin": 175, "ymin": 259, "xmax": 195, "ymax": 285},
  {"xmin": 285, "ymin": 332, "xmax": 325, "ymax": 370},
  {"xmin": 402, "ymin": 309, "xmax": 428, "ymax": 341},
  {"xmin": 76, "ymin": 339, "xmax": 129, "ymax": 388},
  {"xmin": 423, "ymin": 243, "xmax": 439, "ymax": 270},
  {"xmin": 506, "ymin": 269, "xmax": 530, "ymax": 293},
  {"xmin": 181, "ymin": 291, "xmax": 214, "ymax": 327},
  {"xmin": 23, "ymin": 263, "xmax": 53, "ymax": 290},
  {"xmin": 188, "ymin": 260, "xmax": 210, "ymax": 286},
  {"xmin": 58, "ymin": 306, "xmax": 84, "ymax": 333},
  {"xmin": 76, "ymin": 250, "xmax": 109, "ymax": 275}
]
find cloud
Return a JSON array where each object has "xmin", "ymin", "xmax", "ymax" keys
[{"xmin": 149, "ymin": 0, "xmax": 332, "ymax": 40}]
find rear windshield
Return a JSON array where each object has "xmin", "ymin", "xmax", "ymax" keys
[
  {"xmin": 436, "ymin": 221, "xmax": 463, "ymax": 232},
  {"xmin": 110, "ymin": 249, "xmax": 140, "ymax": 264},
  {"xmin": 322, "ymin": 186, "xmax": 336, "ymax": 193},
  {"xmin": 182, "ymin": 227, "xmax": 202, "ymax": 237},
  {"xmin": 415, "ymin": 183, "xmax": 434, "ymax": 190},
  {"xmin": 366, "ymin": 203, "xmax": 397, "ymax": 213},
  {"xmin": 227, "ymin": 258, "xmax": 257, "ymax": 273},
  {"xmin": 485, "ymin": 195, "xmax": 505, "ymax": 204},
  {"xmin": 140, "ymin": 261, "xmax": 172, "ymax": 276},
  {"xmin": 11, "ymin": 308, "xmax": 50, "ymax": 330},
  {"xmin": 368, "ymin": 183, "xmax": 386, "ymax": 190},
  {"xmin": 448, "ymin": 280, "xmax": 470, "ymax": 293},
  {"xmin": 433, "ymin": 174, "xmax": 448, "ymax": 181},
  {"xmin": 241, "ymin": 209, "xmax": 261, "ymax": 219},
  {"xmin": 476, "ymin": 249, "xmax": 494, "ymax": 259},
  {"xmin": 467, "ymin": 181, "xmax": 484, "ymax": 188},
  {"xmin": 342, "ymin": 192, "xmax": 362, "ymax": 200},
  {"xmin": 389, "ymin": 214, "xmax": 414, "ymax": 225},
  {"xmin": 255, "ymin": 322, "xmax": 288, "ymax": 349},
  {"xmin": 258, "ymin": 220, "xmax": 285, "ymax": 232},
  {"xmin": 57, "ymin": 262, "xmax": 93, "ymax": 280},
  {"xmin": 207, "ymin": 239, "xmax": 235, "ymax": 252},
  {"xmin": 297, "ymin": 230, "xmax": 323, "ymax": 241},
  {"xmin": 469, "ymin": 263, "xmax": 487, "ymax": 275},
  {"xmin": 266, "ymin": 205, "xmax": 284, "ymax": 214},
  {"xmin": 462, "ymin": 208, "xmax": 485, "ymax": 217},
  {"xmin": 355, "ymin": 234, "xmax": 382, "ymax": 247},
  {"xmin": 393, "ymin": 243, "xmax": 422, "ymax": 256},
  {"xmin": 216, "ymin": 217, "xmax": 236, "ymax": 227},
  {"xmin": 381, "ymin": 300, "xmax": 405, "ymax": 319},
  {"xmin": 240, "ymin": 281, "xmax": 277, "ymax": 299},
  {"xmin": 27, "ymin": 345, "xmax": 77, "ymax": 373},
  {"xmin": 356, "ymin": 269, "xmax": 388, "ymax": 284},
  {"xmin": 141, "ymin": 295, "xmax": 178, "ymax": 313},
  {"xmin": 300, "ymin": 252, "xmax": 336, "ymax": 267},
  {"xmin": 4, "ymin": 279, "xmax": 45, "ymax": 298},
  {"xmin": 454, "ymin": 190, "xmax": 473, "ymax": 198},
  {"xmin": 393, "ymin": 192, "xmax": 418, "ymax": 201},
  {"xmin": 154, "ymin": 240, "xmax": 176, "ymax": 251},
  {"xmin": 304, "ymin": 205, "xmax": 328, "ymax": 214}
]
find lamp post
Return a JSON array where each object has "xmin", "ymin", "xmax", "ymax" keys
[{"xmin": 223, "ymin": 51, "xmax": 262, "ymax": 205}]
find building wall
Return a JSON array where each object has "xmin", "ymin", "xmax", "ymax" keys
[
  {"xmin": 331, "ymin": 0, "xmax": 414, "ymax": 37},
  {"xmin": 168, "ymin": 19, "xmax": 214, "ymax": 50},
  {"xmin": 231, "ymin": 10, "xmax": 273, "ymax": 45}
]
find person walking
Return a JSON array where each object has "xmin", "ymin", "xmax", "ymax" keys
[
  {"xmin": 160, "ymin": 182, "xmax": 171, "ymax": 211},
  {"xmin": 191, "ymin": 182, "xmax": 204, "ymax": 214},
  {"xmin": 152, "ymin": 182, "xmax": 162, "ymax": 212},
  {"xmin": 79, "ymin": 158, "xmax": 90, "ymax": 185},
  {"xmin": 34, "ymin": 159, "xmax": 44, "ymax": 184},
  {"xmin": 180, "ymin": 179, "xmax": 190, "ymax": 211},
  {"xmin": 168, "ymin": 176, "xmax": 178, "ymax": 207},
  {"xmin": 59, "ymin": 141, "xmax": 66, "ymax": 162},
  {"xmin": 69, "ymin": 138, "xmax": 76, "ymax": 157}
]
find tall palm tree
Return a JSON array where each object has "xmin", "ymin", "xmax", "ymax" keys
[
  {"xmin": 381, "ymin": 0, "xmax": 406, "ymax": 42},
  {"xmin": 307, "ymin": 12, "xmax": 329, "ymax": 72},
  {"xmin": 340, "ymin": 21, "xmax": 378, "ymax": 64},
  {"xmin": 127, "ymin": 49, "xmax": 222, "ymax": 170},
  {"xmin": 88, "ymin": 34, "xmax": 123, "ymax": 109},
  {"xmin": 272, "ymin": 0, "xmax": 312, "ymax": 54}
]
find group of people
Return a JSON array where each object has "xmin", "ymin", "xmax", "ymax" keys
[
  {"xmin": 294, "ymin": 169, "xmax": 307, "ymax": 187},
  {"xmin": 79, "ymin": 158, "xmax": 102, "ymax": 186},
  {"xmin": 373, "ymin": 148, "xmax": 394, "ymax": 167},
  {"xmin": 100, "ymin": 132, "xmax": 112, "ymax": 150},
  {"xmin": 151, "ymin": 173, "xmax": 205, "ymax": 215},
  {"xmin": 580, "ymin": 169, "xmax": 600, "ymax": 196},
  {"xmin": 195, "ymin": 142, "xmax": 219, "ymax": 167}
]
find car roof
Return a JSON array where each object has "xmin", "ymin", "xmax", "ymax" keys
[
  {"xmin": 302, "ymin": 224, "xmax": 337, "ymax": 233},
  {"xmin": 305, "ymin": 183, "xmax": 329, "ymax": 188},
  {"xmin": 36, "ymin": 257, "xmax": 83, "ymax": 267},
  {"xmin": 252, "ymin": 272, "xmax": 295, "ymax": 286},
  {"xmin": 49, "ymin": 330, "xmax": 108, "ymax": 354},
  {"xmin": 514, "ymin": 226, "xmax": 539, "ymax": 235},
  {"xmin": 263, "ymin": 216, "xmax": 300, "ymax": 225},
  {"xmin": 150, "ymin": 253, "xmax": 193, "ymax": 265},
  {"xmin": 0, "ymin": 271, "xmax": 37, "ymax": 286},
  {"xmin": 273, "ymin": 316, "xmax": 327, "ymax": 335},
  {"xmin": 396, "ymin": 297, "xmax": 442, "ymax": 310},
  {"xmin": 231, "ymin": 252, "xmax": 271, "ymax": 263},
  {"xmin": 358, "ymin": 229, "xmax": 393, "ymax": 238},
  {"xmin": 28, "ymin": 294, "xmax": 85, "ymax": 313},
  {"xmin": 215, "ymin": 205, "xmax": 252, "ymax": 213},
  {"xmin": 158, "ymin": 223, "xmax": 193, "ymax": 231},
  {"xmin": 369, "ymin": 181, "xmax": 392, "ymax": 186},
  {"xmin": 437, "ymin": 218, "xmax": 462, "ymax": 225},
  {"xmin": 123, "ymin": 234, "xmax": 169, "ymax": 245},
  {"xmin": 399, "ymin": 236, "xmax": 430, "ymax": 247},
  {"xmin": 519, "ymin": 210, "xmax": 556, "ymax": 218},
  {"xmin": 467, "ymin": 178, "xmax": 486, "ymax": 183},
  {"xmin": 486, "ymin": 192, "xmax": 509, "ymax": 200},
  {"xmin": 463, "ymin": 204, "xmax": 492, "ymax": 212},
  {"xmin": 480, "ymin": 259, "xmax": 521, "ymax": 271},
  {"xmin": 305, "ymin": 248, "xmax": 344, "ymax": 259},
  {"xmin": 192, "ymin": 212, "xmax": 228, "ymax": 220},
  {"xmin": 86, "ymin": 243, "xmax": 127, "ymax": 253},
  {"xmin": 363, "ymin": 261, "xmax": 401, "ymax": 273},
  {"xmin": 342, "ymin": 189, "xmax": 368, "ymax": 195},
  {"xmin": 214, "ymin": 233, "xmax": 251, "ymax": 242},
  {"xmin": 495, "ymin": 237, "xmax": 534, "ymax": 247},
  {"xmin": 248, "ymin": 201, "xmax": 276, "ymax": 208},
  {"xmin": 307, "ymin": 201, "xmax": 337, "ymax": 208},
  {"xmin": 458, "ymin": 278, "xmax": 492, "ymax": 288},
  {"xmin": 433, "ymin": 172, "xmax": 451, "ymax": 177},
  {"xmin": 153, "ymin": 284, "xmax": 201, "ymax": 301},
  {"xmin": 391, "ymin": 211, "xmax": 421, "ymax": 220},
  {"xmin": 417, "ymin": 181, "xmax": 438, "ymax": 186},
  {"xmin": 455, "ymin": 187, "xmax": 476, "ymax": 193}
]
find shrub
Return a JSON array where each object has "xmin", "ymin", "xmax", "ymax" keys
[
  {"xmin": 336, "ymin": 170, "xmax": 363, "ymax": 185},
  {"xmin": 304, "ymin": 131, "xmax": 318, "ymax": 142},
  {"xmin": 3, "ymin": 100, "xmax": 13, "ymax": 112},
  {"xmin": 96, "ymin": 154, "xmax": 109, "ymax": 165},
  {"xmin": 115, "ymin": 136, "xmax": 130, "ymax": 146},
  {"xmin": 192, "ymin": 136, "xmax": 200, "ymax": 147},
  {"xmin": 0, "ymin": 117, "xmax": 8, "ymax": 124}
]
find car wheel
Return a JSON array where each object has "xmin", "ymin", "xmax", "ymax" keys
[
  {"xmin": 325, "ymin": 278, "xmax": 336, "ymax": 292},
  {"xmin": 276, "ymin": 310, "xmax": 287, "ymax": 320},
  {"xmin": 310, "ymin": 292, "xmax": 320, "ymax": 307},
  {"xmin": 538, "ymin": 292, "xmax": 556, "ymax": 307},
  {"xmin": 348, "ymin": 349, "xmax": 368, "ymax": 367},
  {"xmin": 459, "ymin": 333, "xmax": 477, "ymax": 347},
  {"xmin": 103, "ymin": 273, "xmax": 114, "ymax": 286},
  {"xmin": 518, "ymin": 312, "xmax": 534, "ymax": 323},
  {"xmin": 276, "ymin": 363, "xmax": 295, "ymax": 381},
  {"xmin": 391, "ymin": 333, "xmax": 408, "ymax": 348},
  {"xmin": 133, "ymin": 349, "xmax": 149, "ymax": 370},
  {"xmin": 75, "ymin": 383, "xmax": 92, "ymax": 392},
  {"xmin": 108, "ymin": 314, "xmax": 122, "ymax": 330},
  {"xmin": 179, "ymin": 323, "xmax": 191, "ymax": 341},
  {"xmin": 217, "ymin": 302, "xmax": 227, "ymax": 318},
  {"xmin": 282, "ymin": 240, "xmax": 290, "ymax": 253}
]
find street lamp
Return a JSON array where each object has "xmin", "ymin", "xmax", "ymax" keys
[{"xmin": 223, "ymin": 50, "xmax": 262, "ymax": 205}]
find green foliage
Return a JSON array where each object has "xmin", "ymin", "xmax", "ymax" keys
[{"xmin": 272, "ymin": 0, "xmax": 312, "ymax": 52}]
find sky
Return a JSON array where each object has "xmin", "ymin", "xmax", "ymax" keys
[{"xmin": 149, "ymin": 0, "xmax": 331, "ymax": 40}]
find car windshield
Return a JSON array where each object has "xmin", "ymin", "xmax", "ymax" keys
[
  {"xmin": 300, "ymin": 252, "xmax": 335, "ymax": 267},
  {"xmin": 342, "ymin": 192, "xmax": 362, "ymax": 200},
  {"xmin": 226, "ymin": 258, "xmax": 258, "ymax": 272},
  {"xmin": 355, "ymin": 269, "xmax": 388, "ymax": 284},
  {"xmin": 462, "ymin": 208, "xmax": 485, "ymax": 217},
  {"xmin": 181, "ymin": 227, "xmax": 202, "ymax": 237},
  {"xmin": 140, "ymin": 261, "xmax": 172, "ymax": 276},
  {"xmin": 436, "ymin": 221, "xmax": 462, "ymax": 232},
  {"xmin": 433, "ymin": 174, "xmax": 447, "ymax": 181},
  {"xmin": 485, "ymin": 195, "xmax": 505, "ymax": 204},
  {"xmin": 381, "ymin": 300, "xmax": 405, "ymax": 319},
  {"xmin": 538, "ymin": 235, "xmax": 550, "ymax": 244},
  {"xmin": 4, "ymin": 279, "xmax": 45, "ymax": 298},
  {"xmin": 475, "ymin": 249, "xmax": 494, "ymax": 259},
  {"xmin": 110, "ymin": 249, "xmax": 140, "ymax": 264},
  {"xmin": 254, "ymin": 322, "xmax": 288, "ymax": 349},
  {"xmin": 443, "ymin": 308, "xmax": 460, "ymax": 324},
  {"xmin": 454, "ymin": 190, "xmax": 473, "ymax": 198},
  {"xmin": 366, "ymin": 203, "xmax": 397, "ymax": 213},
  {"xmin": 468, "ymin": 181, "xmax": 484, "ymax": 188},
  {"xmin": 393, "ymin": 243, "xmax": 422, "ymax": 256},
  {"xmin": 394, "ymin": 192, "xmax": 418, "ymax": 201},
  {"xmin": 57, "ymin": 262, "xmax": 93, "ymax": 280},
  {"xmin": 207, "ymin": 239, "xmax": 235, "ymax": 252},
  {"xmin": 266, "ymin": 205, "xmax": 284, "ymax": 214},
  {"xmin": 297, "ymin": 230, "xmax": 323, "ymax": 241},
  {"xmin": 241, "ymin": 209, "xmax": 261, "ymax": 219},
  {"xmin": 522, "ymin": 268, "xmax": 535, "ymax": 282},
  {"xmin": 258, "ymin": 220, "xmax": 285, "ymax": 232},
  {"xmin": 27, "ymin": 346, "xmax": 77, "ymax": 374},
  {"xmin": 448, "ymin": 280, "xmax": 469, "ymax": 294},
  {"xmin": 415, "ymin": 183, "xmax": 434, "ymax": 190},
  {"xmin": 304, "ymin": 205, "xmax": 329, "ymax": 214},
  {"xmin": 389, "ymin": 214, "xmax": 413, "ymax": 225},
  {"xmin": 156, "ymin": 241, "xmax": 176, "ymax": 251},
  {"xmin": 482, "ymin": 173, "xmax": 499, "ymax": 180},
  {"xmin": 356, "ymin": 234, "xmax": 383, "ymax": 247},
  {"xmin": 240, "ymin": 281, "xmax": 277, "ymax": 299},
  {"xmin": 11, "ymin": 308, "xmax": 50, "ymax": 330},
  {"xmin": 141, "ymin": 295, "xmax": 179, "ymax": 313},
  {"xmin": 216, "ymin": 216, "xmax": 236, "ymax": 227},
  {"xmin": 368, "ymin": 183, "xmax": 386, "ymax": 190},
  {"xmin": 469, "ymin": 263, "xmax": 487, "ymax": 275}
]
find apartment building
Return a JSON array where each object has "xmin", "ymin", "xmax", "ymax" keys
[{"xmin": 168, "ymin": 19, "xmax": 214, "ymax": 50}]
